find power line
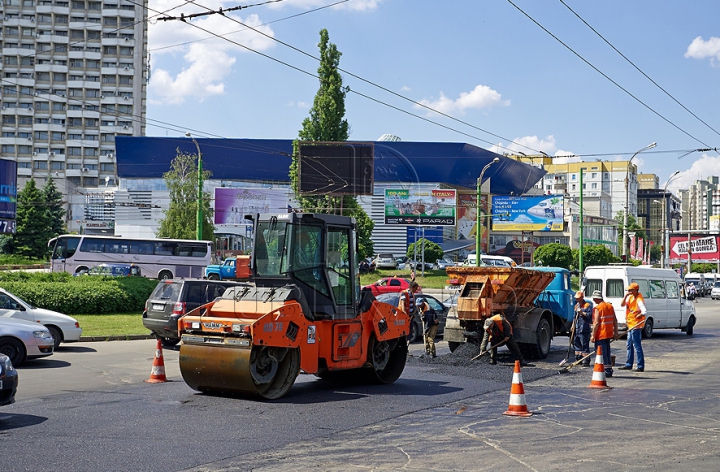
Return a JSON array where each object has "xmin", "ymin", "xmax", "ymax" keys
[
  {"xmin": 506, "ymin": 0, "xmax": 714, "ymax": 149},
  {"xmin": 559, "ymin": 0, "xmax": 720, "ymax": 140}
]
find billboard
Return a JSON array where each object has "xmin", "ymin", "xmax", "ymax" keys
[
  {"xmin": 456, "ymin": 193, "xmax": 489, "ymax": 241},
  {"xmin": 491, "ymin": 195, "xmax": 564, "ymax": 232},
  {"xmin": 384, "ymin": 189, "xmax": 456, "ymax": 226},
  {"xmin": 214, "ymin": 188, "xmax": 290, "ymax": 225},
  {"xmin": 668, "ymin": 235, "xmax": 720, "ymax": 263},
  {"xmin": 0, "ymin": 158, "xmax": 17, "ymax": 234}
]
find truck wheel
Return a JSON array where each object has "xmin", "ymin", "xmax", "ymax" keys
[
  {"xmin": 448, "ymin": 341, "xmax": 461, "ymax": 353},
  {"xmin": 686, "ymin": 316, "xmax": 695, "ymax": 336},
  {"xmin": 520, "ymin": 318, "xmax": 551, "ymax": 359},
  {"xmin": 207, "ymin": 273, "xmax": 220, "ymax": 280},
  {"xmin": 642, "ymin": 318, "xmax": 654, "ymax": 338},
  {"xmin": 158, "ymin": 270, "xmax": 173, "ymax": 280}
]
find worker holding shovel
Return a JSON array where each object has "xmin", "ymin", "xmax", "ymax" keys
[
  {"xmin": 573, "ymin": 291, "xmax": 593, "ymax": 367},
  {"xmin": 479, "ymin": 313, "xmax": 529, "ymax": 367}
]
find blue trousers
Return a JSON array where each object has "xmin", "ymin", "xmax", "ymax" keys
[{"xmin": 625, "ymin": 328, "xmax": 644, "ymax": 369}]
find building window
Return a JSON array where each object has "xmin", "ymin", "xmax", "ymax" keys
[
  {"xmin": 33, "ymin": 161, "xmax": 48, "ymax": 170},
  {"xmin": 51, "ymin": 161, "xmax": 65, "ymax": 170}
]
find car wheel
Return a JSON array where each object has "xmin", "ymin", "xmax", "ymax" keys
[
  {"xmin": 408, "ymin": 320, "xmax": 420, "ymax": 343},
  {"xmin": 47, "ymin": 326, "xmax": 63, "ymax": 350},
  {"xmin": 0, "ymin": 337, "xmax": 26, "ymax": 367},
  {"xmin": 685, "ymin": 316, "xmax": 695, "ymax": 336},
  {"xmin": 642, "ymin": 318, "xmax": 654, "ymax": 338}
]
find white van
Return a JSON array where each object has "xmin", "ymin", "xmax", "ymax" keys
[
  {"xmin": 582, "ymin": 265, "xmax": 696, "ymax": 338},
  {"xmin": 685, "ymin": 272, "xmax": 706, "ymax": 297},
  {"xmin": 465, "ymin": 254, "xmax": 515, "ymax": 267}
]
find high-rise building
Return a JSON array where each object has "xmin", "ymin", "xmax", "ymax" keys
[{"xmin": 0, "ymin": 0, "xmax": 147, "ymax": 225}]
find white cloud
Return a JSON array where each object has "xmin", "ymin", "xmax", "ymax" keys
[
  {"xmin": 667, "ymin": 153, "xmax": 720, "ymax": 195},
  {"xmin": 148, "ymin": 7, "xmax": 275, "ymax": 104},
  {"xmin": 684, "ymin": 36, "xmax": 720, "ymax": 66},
  {"xmin": 416, "ymin": 85, "xmax": 510, "ymax": 116},
  {"xmin": 286, "ymin": 101, "xmax": 310, "ymax": 108},
  {"xmin": 266, "ymin": 0, "xmax": 383, "ymax": 12}
]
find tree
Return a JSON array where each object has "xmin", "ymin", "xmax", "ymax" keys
[
  {"xmin": 14, "ymin": 179, "xmax": 53, "ymax": 258},
  {"xmin": 533, "ymin": 243, "xmax": 573, "ymax": 269},
  {"xmin": 156, "ymin": 148, "xmax": 214, "ymax": 241},
  {"xmin": 407, "ymin": 239, "xmax": 443, "ymax": 264},
  {"xmin": 615, "ymin": 211, "xmax": 646, "ymax": 242},
  {"xmin": 573, "ymin": 245, "xmax": 619, "ymax": 270},
  {"xmin": 288, "ymin": 29, "xmax": 375, "ymax": 258},
  {"xmin": 42, "ymin": 177, "xmax": 66, "ymax": 238}
]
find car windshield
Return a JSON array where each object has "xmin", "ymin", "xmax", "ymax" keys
[{"xmin": 715, "ymin": 282, "xmax": 720, "ymax": 288}]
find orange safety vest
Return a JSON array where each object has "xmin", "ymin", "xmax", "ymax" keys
[
  {"xmin": 594, "ymin": 302, "xmax": 616, "ymax": 340},
  {"xmin": 488, "ymin": 314, "xmax": 512, "ymax": 335},
  {"xmin": 625, "ymin": 293, "xmax": 646, "ymax": 330}
]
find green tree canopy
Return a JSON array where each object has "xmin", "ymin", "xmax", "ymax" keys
[
  {"xmin": 407, "ymin": 239, "xmax": 443, "ymax": 264},
  {"xmin": 43, "ymin": 177, "xmax": 66, "ymax": 238},
  {"xmin": 288, "ymin": 28, "xmax": 374, "ymax": 258},
  {"xmin": 14, "ymin": 179, "xmax": 54, "ymax": 258},
  {"xmin": 533, "ymin": 243, "xmax": 573, "ymax": 269},
  {"xmin": 156, "ymin": 148, "xmax": 214, "ymax": 241},
  {"xmin": 573, "ymin": 245, "xmax": 620, "ymax": 270}
]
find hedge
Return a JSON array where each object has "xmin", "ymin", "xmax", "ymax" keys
[{"xmin": 0, "ymin": 272, "xmax": 159, "ymax": 315}]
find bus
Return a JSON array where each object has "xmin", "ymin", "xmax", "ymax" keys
[{"xmin": 48, "ymin": 234, "xmax": 213, "ymax": 280}]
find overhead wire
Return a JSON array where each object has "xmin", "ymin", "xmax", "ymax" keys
[{"xmin": 506, "ymin": 0, "xmax": 714, "ymax": 149}]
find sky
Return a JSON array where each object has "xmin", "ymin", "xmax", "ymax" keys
[{"xmin": 145, "ymin": 0, "xmax": 720, "ymax": 196}]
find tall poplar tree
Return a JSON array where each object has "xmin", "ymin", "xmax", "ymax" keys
[
  {"xmin": 156, "ymin": 149, "xmax": 214, "ymax": 241},
  {"xmin": 42, "ymin": 177, "xmax": 67, "ymax": 238},
  {"xmin": 289, "ymin": 29, "xmax": 375, "ymax": 258}
]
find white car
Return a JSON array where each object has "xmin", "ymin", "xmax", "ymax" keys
[
  {"xmin": 711, "ymin": 282, "xmax": 720, "ymax": 300},
  {"xmin": 0, "ymin": 316, "xmax": 54, "ymax": 366},
  {"xmin": 0, "ymin": 288, "xmax": 82, "ymax": 349}
]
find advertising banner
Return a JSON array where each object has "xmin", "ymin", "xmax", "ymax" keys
[
  {"xmin": 668, "ymin": 235, "xmax": 720, "ymax": 263},
  {"xmin": 456, "ymin": 192, "xmax": 488, "ymax": 240},
  {"xmin": 0, "ymin": 158, "xmax": 17, "ymax": 234},
  {"xmin": 384, "ymin": 189, "xmax": 456, "ymax": 225},
  {"xmin": 214, "ymin": 188, "xmax": 290, "ymax": 225},
  {"xmin": 491, "ymin": 195, "xmax": 564, "ymax": 232}
]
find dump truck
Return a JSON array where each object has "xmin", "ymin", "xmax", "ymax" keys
[
  {"xmin": 442, "ymin": 266, "xmax": 556, "ymax": 358},
  {"xmin": 178, "ymin": 212, "xmax": 410, "ymax": 399},
  {"xmin": 204, "ymin": 255, "xmax": 251, "ymax": 281}
]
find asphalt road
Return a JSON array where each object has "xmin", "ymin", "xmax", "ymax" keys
[{"xmin": 2, "ymin": 300, "xmax": 719, "ymax": 471}]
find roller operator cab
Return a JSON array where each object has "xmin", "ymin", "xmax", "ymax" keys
[{"xmin": 178, "ymin": 213, "xmax": 411, "ymax": 400}]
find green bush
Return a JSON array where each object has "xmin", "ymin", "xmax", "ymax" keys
[{"xmin": 0, "ymin": 273, "xmax": 158, "ymax": 314}]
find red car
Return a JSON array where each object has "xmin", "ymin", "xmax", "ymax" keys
[{"xmin": 363, "ymin": 277, "xmax": 411, "ymax": 296}]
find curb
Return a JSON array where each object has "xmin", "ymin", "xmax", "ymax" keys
[{"xmin": 79, "ymin": 334, "xmax": 155, "ymax": 342}]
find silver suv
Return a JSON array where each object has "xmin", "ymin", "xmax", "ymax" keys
[{"xmin": 373, "ymin": 253, "xmax": 397, "ymax": 270}]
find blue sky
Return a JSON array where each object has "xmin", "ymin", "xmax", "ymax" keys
[{"xmin": 145, "ymin": 0, "xmax": 720, "ymax": 194}]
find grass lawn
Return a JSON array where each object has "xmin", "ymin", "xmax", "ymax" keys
[{"xmin": 74, "ymin": 313, "xmax": 149, "ymax": 338}]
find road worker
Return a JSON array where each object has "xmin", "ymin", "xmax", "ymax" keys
[{"xmin": 479, "ymin": 313, "xmax": 528, "ymax": 366}]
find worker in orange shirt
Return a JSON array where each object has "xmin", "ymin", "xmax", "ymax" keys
[
  {"xmin": 590, "ymin": 290, "xmax": 618, "ymax": 378},
  {"xmin": 619, "ymin": 282, "xmax": 647, "ymax": 372}
]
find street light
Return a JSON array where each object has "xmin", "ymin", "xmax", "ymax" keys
[
  {"xmin": 476, "ymin": 157, "xmax": 500, "ymax": 266},
  {"xmin": 186, "ymin": 132, "xmax": 203, "ymax": 241},
  {"xmin": 660, "ymin": 170, "xmax": 681, "ymax": 268},
  {"xmin": 623, "ymin": 142, "xmax": 657, "ymax": 260}
]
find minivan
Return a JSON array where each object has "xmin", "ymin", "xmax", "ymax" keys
[
  {"xmin": 582, "ymin": 266, "xmax": 696, "ymax": 338},
  {"xmin": 142, "ymin": 279, "xmax": 247, "ymax": 346}
]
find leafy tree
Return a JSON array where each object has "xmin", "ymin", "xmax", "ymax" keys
[
  {"xmin": 407, "ymin": 239, "xmax": 443, "ymax": 264},
  {"xmin": 573, "ymin": 244, "xmax": 619, "ymax": 270},
  {"xmin": 42, "ymin": 177, "xmax": 66, "ymax": 238},
  {"xmin": 14, "ymin": 179, "xmax": 54, "ymax": 258},
  {"xmin": 615, "ymin": 211, "xmax": 646, "ymax": 243},
  {"xmin": 288, "ymin": 29, "xmax": 375, "ymax": 258},
  {"xmin": 650, "ymin": 244, "xmax": 662, "ymax": 263},
  {"xmin": 156, "ymin": 148, "xmax": 214, "ymax": 241},
  {"xmin": 692, "ymin": 263, "xmax": 715, "ymax": 274},
  {"xmin": 533, "ymin": 243, "xmax": 573, "ymax": 269}
]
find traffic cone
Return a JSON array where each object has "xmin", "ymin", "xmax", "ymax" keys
[
  {"xmin": 503, "ymin": 360, "xmax": 533, "ymax": 417},
  {"xmin": 145, "ymin": 338, "xmax": 168, "ymax": 383},
  {"xmin": 588, "ymin": 345, "xmax": 611, "ymax": 389}
]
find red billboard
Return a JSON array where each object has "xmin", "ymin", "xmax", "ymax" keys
[{"xmin": 668, "ymin": 235, "xmax": 720, "ymax": 263}]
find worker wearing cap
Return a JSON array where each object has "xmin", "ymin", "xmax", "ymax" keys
[
  {"xmin": 418, "ymin": 297, "xmax": 439, "ymax": 358},
  {"xmin": 573, "ymin": 291, "xmax": 593, "ymax": 367},
  {"xmin": 620, "ymin": 282, "xmax": 647, "ymax": 372},
  {"xmin": 590, "ymin": 290, "xmax": 618, "ymax": 377},
  {"xmin": 399, "ymin": 282, "xmax": 421, "ymax": 346},
  {"xmin": 480, "ymin": 313, "xmax": 528, "ymax": 366}
]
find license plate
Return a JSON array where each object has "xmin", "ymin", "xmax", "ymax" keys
[{"xmin": 152, "ymin": 304, "xmax": 164, "ymax": 311}]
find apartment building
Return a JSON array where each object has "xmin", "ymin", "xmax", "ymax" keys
[{"xmin": 0, "ymin": 0, "xmax": 147, "ymax": 207}]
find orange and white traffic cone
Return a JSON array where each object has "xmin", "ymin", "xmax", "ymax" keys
[
  {"xmin": 503, "ymin": 360, "xmax": 533, "ymax": 417},
  {"xmin": 145, "ymin": 338, "xmax": 168, "ymax": 383},
  {"xmin": 588, "ymin": 345, "xmax": 611, "ymax": 389}
]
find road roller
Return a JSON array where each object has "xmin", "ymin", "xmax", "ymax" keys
[{"xmin": 178, "ymin": 212, "xmax": 410, "ymax": 399}]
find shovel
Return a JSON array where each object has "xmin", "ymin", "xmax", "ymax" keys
[
  {"xmin": 559, "ymin": 311, "xmax": 579, "ymax": 366},
  {"xmin": 471, "ymin": 340, "xmax": 506, "ymax": 361},
  {"xmin": 558, "ymin": 351, "xmax": 594, "ymax": 374}
]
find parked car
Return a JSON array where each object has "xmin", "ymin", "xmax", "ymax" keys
[
  {"xmin": 375, "ymin": 292, "xmax": 449, "ymax": 343},
  {"xmin": 373, "ymin": 253, "xmax": 397, "ymax": 270},
  {"xmin": 711, "ymin": 281, "xmax": 720, "ymax": 300},
  {"xmin": 74, "ymin": 263, "xmax": 142, "ymax": 277},
  {"xmin": 0, "ymin": 353, "xmax": 18, "ymax": 406},
  {"xmin": 362, "ymin": 277, "xmax": 411, "ymax": 296},
  {"xmin": 0, "ymin": 317, "xmax": 54, "ymax": 366},
  {"xmin": 436, "ymin": 258, "xmax": 456, "ymax": 269},
  {"xmin": 0, "ymin": 288, "xmax": 82, "ymax": 350},
  {"xmin": 142, "ymin": 279, "xmax": 248, "ymax": 347},
  {"xmin": 396, "ymin": 256, "xmax": 410, "ymax": 269},
  {"xmin": 409, "ymin": 260, "xmax": 434, "ymax": 271}
]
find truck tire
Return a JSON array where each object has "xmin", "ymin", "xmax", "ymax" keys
[
  {"xmin": 448, "ymin": 341, "xmax": 461, "ymax": 353},
  {"xmin": 685, "ymin": 316, "xmax": 695, "ymax": 336},
  {"xmin": 519, "ymin": 318, "xmax": 551, "ymax": 359},
  {"xmin": 207, "ymin": 273, "xmax": 220, "ymax": 280}
]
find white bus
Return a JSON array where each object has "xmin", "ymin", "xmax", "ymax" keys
[{"xmin": 48, "ymin": 234, "xmax": 213, "ymax": 280}]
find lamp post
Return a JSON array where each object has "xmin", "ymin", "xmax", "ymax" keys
[
  {"xmin": 186, "ymin": 132, "xmax": 203, "ymax": 241},
  {"xmin": 623, "ymin": 142, "xmax": 657, "ymax": 261},
  {"xmin": 660, "ymin": 171, "xmax": 680, "ymax": 268},
  {"xmin": 476, "ymin": 157, "xmax": 500, "ymax": 266}
]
